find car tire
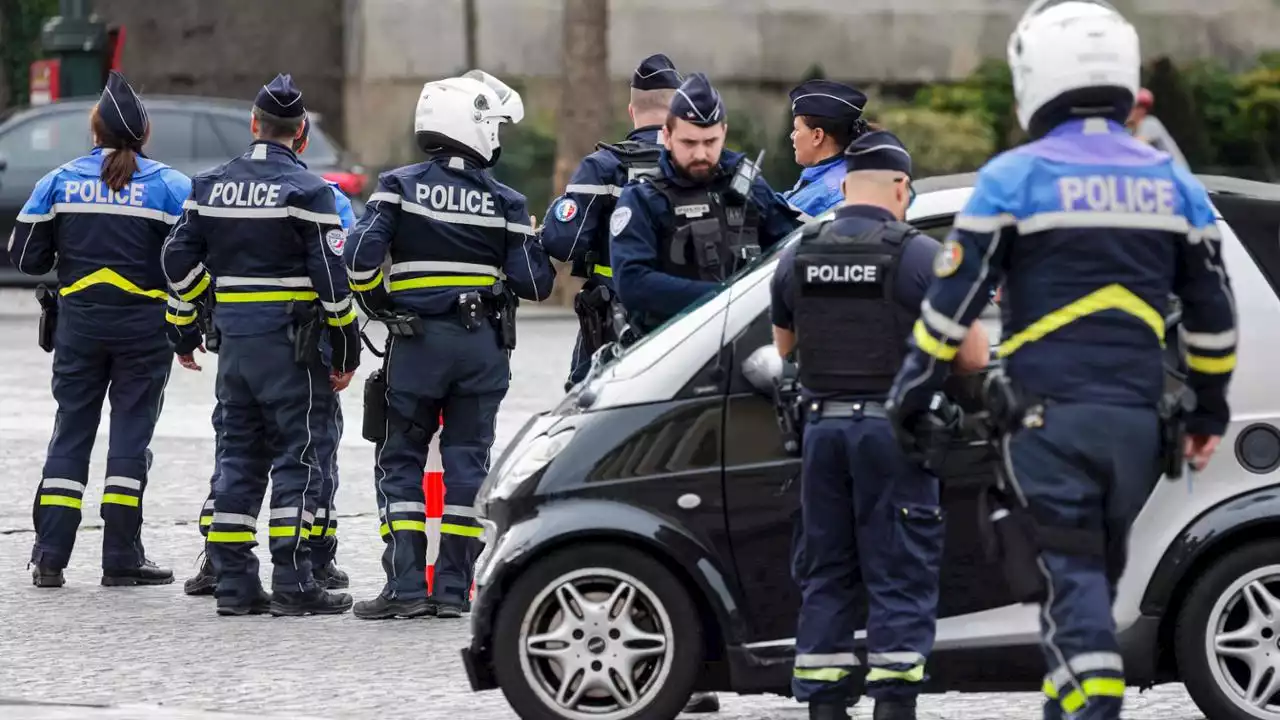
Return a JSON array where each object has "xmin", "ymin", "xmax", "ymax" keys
[
  {"xmin": 492, "ymin": 542, "xmax": 703, "ymax": 720},
  {"xmin": 1176, "ymin": 539, "xmax": 1280, "ymax": 720}
]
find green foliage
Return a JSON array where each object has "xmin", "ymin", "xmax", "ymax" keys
[
  {"xmin": 490, "ymin": 76, "xmax": 558, "ymax": 214},
  {"xmin": 913, "ymin": 58, "xmax": 1018, "ymax": 151},
  {"xmin": 871, "ymin": 105, "xmax": 996, "ymax": 177},
  {"xmin": 1144, "ymin": 57, "xmax": 1214, "ymax": 168},
  {"xmin": 0, "ymin": 0, "xmax": 60, "ymax": 107}
]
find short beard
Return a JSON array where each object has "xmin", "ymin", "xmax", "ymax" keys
[{"xmin": 676, "ymin": 158, "xmax": 716, "ymax": 182}]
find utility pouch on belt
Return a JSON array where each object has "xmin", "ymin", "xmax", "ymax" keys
[
  {"xmin": 979, "ymin": 486, "xmax": 1047, "ymax": 604},
  {"xmin": 492, "ymin": 284, "xmax": 518, "ymax": 350},
  {"xmin": 574, "ymin": 284, "xmax": 611, "ymax": 356},
  {"xmin": 203, "ymin": 298, "xmax": 221, "ymax": 354},
  {"xmin": 362, "ymin": 368, "xmax": 388, "ymax": 442},
  {"xmin": 292, "ymin": 304, "xmax": 322, "ymax": 365},
  {"xmin": 35, "ymin": 285, "xmax": 57, "ymax": 353},
  {"xmin": 458, "ymin": 291, "xmax": 485, "ymax": 331},
  {"xmin": 690, "ymin": 219, "xmax": 727, "ymax": 280}
]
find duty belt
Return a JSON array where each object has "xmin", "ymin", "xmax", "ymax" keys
[{"xmin": 809, "ymin": 399, "xmax": 888, "ymax": 420}]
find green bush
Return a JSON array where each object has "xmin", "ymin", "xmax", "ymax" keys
[
  {"xmin": 0, "ymin": 0, "xmax": 60, "ymax": 108},
  {"xmin": 870, "ymin": 106, "xmax": 996, "ymax": 177}
]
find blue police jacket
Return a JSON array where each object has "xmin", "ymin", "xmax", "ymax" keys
[
  {"xmin": 611, "ymin": 149, "xmax": 801, "ymax": 322},
  {"xmin": 541, "ymin": 125, "xmax": 662, "ymax": 290},
  {"xmin": 891, "ymin": 118, "xmax": 1237, "ymax": 436},
  {"xmin": 782, "ymin": 154, "xmax": 845, "ymax": 220},
  {"xmin": 327, "ymin": 180, "xmax": 356, "ymax": 230},
  {"xmin": 344, "ymin": 153, "xmax": 556, "ymax": 318},
  {"xmin": 161, "ymin": 141, "xmax": 359, "ymax": 368},
  {"xmin": 9, "ymin": 148, "xmax": 191, "ymax": 340}
]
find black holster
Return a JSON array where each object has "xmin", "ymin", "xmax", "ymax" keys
[
  {"xmin": 362, "ymin": 366, "xmax": 388, "ymax": 442},
  {"xmin": 35, "ymin": 285, "xmax": 57, "ymax": 353},
  {"xmin": 771, "ymin": 376, "xmax": 803, "ymax": 457},
  {"xmin": 291, "ymin": 304, "xmax": 322, "ymax": 365},
  {"xmin": 574, "ymin": 283, "xmax": 613, "ymax": 358},
  {"xmin": 203, "ymin": 298, "xmax": 221, "ymax": 354},
  {"xmin": 1159, "ymin": 382, "xmax": 1195, "ymax": 480},
  {"xmin": 490, "ymin": 284, "xmax": 518, "ymax": 350},
  {"xmin": 979, "ymin": 486, "xmax": 1048, "ymax": 604}
]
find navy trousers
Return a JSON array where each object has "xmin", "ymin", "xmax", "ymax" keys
[
  {"xmin": 374, "ymin": 318, "xmax": 507, "ymax": 604},
  {"xmin": 1006, "ymin": 403, "xmax": 1160, "ymax": 720},
  {"xmin": 205, "ymin": 330, "xmax": 334, "ymax": 601},
  {"xmin": 792, "ymin": 411, "xmax": 944, "ymax": 705},
  {"xmin": 31, "ymin": 322, "xmax": 170, "ymax": 571}
]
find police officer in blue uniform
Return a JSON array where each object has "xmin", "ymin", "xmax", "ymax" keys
[
  {"xmin": 783, "ymin": 80, "xmax": 869, "ymax": 220},
  {"xmin": 182, "ymin": 113, "xmax": 355, "ymax": 596},
  {"xmin": 611, "ymin": 72, "xmax": 801, "ymax": 334},
  {"xmin": 11, "ymin": 72, "xmax": 187, "ymax": 588},
  {"xmin": 542, "ymin": 53, "xmax": 682, "ymax": 388},
  {"xmin": 344, "ymin": 71, "xmax": 555, "ymax": 620},
  {"xmin": 164, "ymin": 74, "xmax": 361, "ymax": 617},
  {"xmin": 772, "ymin": 131, "xmax": 990, "ymax": 720},
  {"xmin": 887, "ymin": 3, "xmax": 1237, "ymax": 718}
]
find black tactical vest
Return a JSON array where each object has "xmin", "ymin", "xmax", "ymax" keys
[
  {"xmin": 793, "ymin": 219, "xmax": 918, "ymax": 395},
  {"xmin": 579, "ymin": 140, "xmax": 662, "ymax": 278},
  {"xmin": 647, "ymin": 172, "xmax": 761, "ymax": 283}
]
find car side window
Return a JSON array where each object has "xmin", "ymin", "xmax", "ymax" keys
[
  {"xmin": 209, "ymin": 114, "xmax": 253, "ymax": 155},
  {"xmin": 1216, "ymin": 194, "xmax": 1280, "ymax": 299},
  {"xmin": 0, "ymin": 112, "xmax": 91, "ymax": 170},
  {"xmin": 193, "ymin": 115, "xmax": 229, "ymax": 160},
  {"xmin": 143, "ymin": 110, "xmax": 195, "ymax": 163}
]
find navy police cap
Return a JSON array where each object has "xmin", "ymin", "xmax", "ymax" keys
[
  {"xmin": 670, "ymin": 72, "xmax": 725, "ymax": 127},
  {"xmin": 98, "ymin": 71, "xmax": 149, "ymax": 144},
  {"xmin": 790, "ymin": 79, "xmax": 867, "ymax": 121},
  {"xmin": 255, "ymin": 73, "xmax": 306, "ymax": 118},
  {"xmin": 844, "ymin": 130, "xmax": 913, "ymax": 177},
  {"xmin": 632, "ymin": 53, "xmax": 682, "ymax": 91}
]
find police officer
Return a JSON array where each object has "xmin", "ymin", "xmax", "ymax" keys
[
  {"xmin": 182, "ymin": 113, "xmax": 355, "ymax": 596},
  {"xmin": 771, "ymin": 131, "xmax": 990, "ymax": 720},
  {"xmin": 11, "ymin": 71, "xmax": 187, "ymax": 588},
  {"xmin": 542, "ymin": 53, "xmax": 682, "ymax": 388},
  {"xmin": 164, "ymin": 73, "xmax": 361, "ymax": 617},
  {"xmin": 783, "ymin": 80, "xmax": 870, "ymax": 219},
  {"xmin": 886, "ymin": 3, "xmax": 1237, "ymax": 718},
  {"xmin": 611, "ymin": 72, "xmax": 801, "ymax": 334},
  {"xmin": 344, "ymin": 71, "xmax": 555, "ymax": 620}
]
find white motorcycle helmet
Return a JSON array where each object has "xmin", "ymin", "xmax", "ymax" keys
[
  {"xmin": 413, "ymin": 71, "xmax": 523, "ymax": 166},
  {"xmin": 1007, "ymin": 0, "xmax": 1141, "ymax": 134}
]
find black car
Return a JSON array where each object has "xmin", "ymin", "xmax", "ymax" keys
[
  {"xmin": 462, "ymin": 173, "xmax": 1280, "ymax": 720},
  {"xmin": 0, "ymin": 95, "xmax": 367, "ymax": 286}
]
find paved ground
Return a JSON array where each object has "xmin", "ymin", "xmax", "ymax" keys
[{"xmin": 0, "ymin": 290, "xmax": 1207, "ymax": 719}]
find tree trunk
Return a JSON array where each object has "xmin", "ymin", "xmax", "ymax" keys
[
  {"xmin": 0, "ymin": 1, "xmax": 11, "ymax": 112},
  {"xmin": 550, "ymin": 0, "xmax": 609, "ymax": 305}
]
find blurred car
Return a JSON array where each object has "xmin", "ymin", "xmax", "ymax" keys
[{"xmin": 0, "ymin": 95, "xmax": 368, "ymax": 286}]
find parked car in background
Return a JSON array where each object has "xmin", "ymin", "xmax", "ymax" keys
[{"xmin": 0, "ymin": 95, "xmax": 368, "ymax": 286}]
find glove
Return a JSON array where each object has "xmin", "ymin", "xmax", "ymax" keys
[
  {"xmin": 327, "ymin": 324, "xmax": 361, "ymax": 374},
  {"xmin": 889, "ymin": 394, "xmax": 965, "ymax": 470},
  {"xmin": 168, "ymin": 323, "xmax": 203, "ymax": 356}
]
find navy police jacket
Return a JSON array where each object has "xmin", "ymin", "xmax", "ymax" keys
[
  {"xmin": 9, "ymin": 148, "xmax": 191, "ymax": 339},
  {"xmin": 782, "ymin": 155, "xmax": 846, "ymax": 220},
  {"xmin": 344, "ymin": 153, "xmax": 555, "ymax": 318},
  {"xmin": 541, "ymin": 125, "xmax": 661, "ymax": 289},
  {"xmin": 610, "ymin": 149, "xmax": 801, "ymax": 322},
  {"xmin": 161, "ymin": 140, "xmax": 360, "ymax": 370},
  {"xmin": 891, "ymin": 118, "xmax": 1237, "ymax": 436}
]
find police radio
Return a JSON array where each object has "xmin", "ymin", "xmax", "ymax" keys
[{"xmin": 729, "ymin": 149, "xmax": 765, "ymax": 201}]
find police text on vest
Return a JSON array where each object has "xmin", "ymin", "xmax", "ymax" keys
[
  {"xmin": 416, "ymin": 184, "xmax": 495, "ymax": 215},
  {"xmin": 209, "ymin": 182, "xmax": 282, "ymax": 207},
  {"xmin": 63, "ymin": 180, "xmax": 145, "ymax": 207},
  {"xmin": 1058, "ymin": 175, "xmax": 1175, "ymax": 214},
  {"xmin": 806, "ymin": 264, "xmax": 878, "ymax": 283}
]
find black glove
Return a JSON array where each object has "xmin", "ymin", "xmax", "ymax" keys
[
  {"xmin": 328, "ymin": 324, "xmax": 361, "ymax": 374},
  {"xmin": 168, "ymin": 323, "xmax": 203, "ymax": 356}
]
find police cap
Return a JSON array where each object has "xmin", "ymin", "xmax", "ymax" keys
[
  {"xmin": 98, "ymin": 71, "xmax": 149, "ymax": 144},
  {"xmin": 255, "ymin": 73, "xmax": 306, "ymax": 119},
  {"xmin": 844, "ymin": 130, "xmax": 913, "ymax": 177},
  {"xmin": 632, "ymin": 53, "xmax": 682, "ymax": 90},
  {"xmin": 789, "ymin": 79, "xmax": 867, "ymax": 121},
  {"xmin": 670, "ymin": 72, "xmax": 725, "ymax": 127}
]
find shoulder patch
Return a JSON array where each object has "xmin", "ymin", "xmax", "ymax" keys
[
  {"xmin": 553, "ymin": 197, "xmax": 579, "ymax": 223},
  {"xmin": 609, "ymin": 206, "xmax": 632, "ymax": 236},
  {"xmin": 933, "ymin": 239, "xmax": 963, "ymax": 278},
  {"xmin": 326, "ymin": 228, "xmax": 347, "ymax": 256}
]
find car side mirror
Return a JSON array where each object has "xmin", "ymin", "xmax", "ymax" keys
[{"xmin": 742, "ymin": 345, "xmax": 784, "ymax": 397}]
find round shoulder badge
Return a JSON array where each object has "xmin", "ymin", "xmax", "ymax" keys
[
  {"xmin": 609, "ymin": 206, "xmax": 632, "ymax": 237},
  {"xmin": 933, "ymin": 239, "xmax": 963, "ymax": 278},
  {"xmin": 326, "ymin": 228, "xmax": 347, "ymax": 256},
  {"xmin": 553, "ymin": 197, "xmax": 579, "ymax": 223}
]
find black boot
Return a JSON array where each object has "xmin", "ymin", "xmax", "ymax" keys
[
  {"xmin": 31, "ymin": 565, "xmax": 65, "ymax": 588},
  {"xmin": 809, "ymin": 703, "xmax": 851, "ymax": 720},
  {"xmin": 312, "ymin": 561, "xmax": 350, "ymax": 589},
  {"xmin": 873, "ymin": 697, "xmax": 917, "ymax": 720},
  {"xmin": 216, "ymin": 588, "xmax": 272, "ymax": 617},
  {"xmin": 102, "ymin": 559, "xmax": 174, "ymax": 587},
  {"xmin": 353, "ymin": 594, "xmax": 433, "ymax": 620},
  {"xmin": 269, "ymin": 588, "xmax": 353, "ymax": 617},
  {"xmin": 183, "ymin": 556, "xmax": 216, "ymax": 596},
  {"xmin": 431, "ymin": 599, "xmax": 466, "ymax": 619},
  {"xmin": 684, "ymin": 692, "xmax": 720, "ymax": 713}
]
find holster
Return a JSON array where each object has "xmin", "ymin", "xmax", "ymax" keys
[
  {"xmin": 574, "ymin": 283, "xmax": 611, "ymax": 358},
  {"xmin": 203, "ymin": 298, "xmax": 221, "ymax": 354},
  {"xmin": 291, "ymin": 303, "xmax": 322, "ymax": 365},
  {"xmin": 771, "ymin": 376, "xmax": 803, "ymax": 457},
  {"xmin": 380, "ymin": 310, "xmax": 423, "ymax": 339},
  {"xmin": 35, "ymin": 285, "xmax": 57, "ymax": 353},
  {"xmin": 362, "ymin": 366, "xmax": 388, "ymax": 442},
  {"xmin": 1158, "ymin": 382, "xmax": 1195, "ymax": 480},
  {"xmin": 490, "ymin": 283, "xmax": 518, "ymax": 350}
]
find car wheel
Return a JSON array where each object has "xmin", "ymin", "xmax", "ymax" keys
[
  {"xmin": 1176, "ymin": 540, "xmax": 1280, "ymax": 719},
  {"xmin": 492, "ymin": 542, "xmax": 703, "ymax": 720}
]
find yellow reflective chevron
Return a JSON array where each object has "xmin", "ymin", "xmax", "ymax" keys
[
  {"xmin": 441, "ymin": 523, "xmax": 484, "ymax": 538},
  {"xmin": 101, "ymin": 493, "xmax": 140, "ymax": 508},
  {"xmin": 59, "ymin": 268, "xmax": 166, "ymax": 300},
  {"xmin": 998, "ymin": 283, "xmax": 1164, "ymax": 358},
  {"xmin": 912, "ymin": 320, "xmax": 959, "ymax": 361},
  {"xmin": 326, "ymin": 307, "xmax": 359, "ymax": 328},
  {"xmin": 39, "ymin": 495, "xmax": 82, "ymax": 510},
  {"xmin": 166, "ymin": 311, "xmax": 197, "ymax": 326},
  {"xmin": 268, "ymin": 526, "xmax": 310, "ymax": 538},
  {"xmin": 350, "ymin": 271, "xmax": 384, "ymax": 292},
  {"xmin": 379, "ymin": 520, "xmax": 427, "ymax": 536},
  {"xmin": 389, "ymin": 275, "xmax": 497, "ymax": 292},
  {"xmin": 1187, "ymin": 353, "xmax": 1236, "ymax": 374},
  {"xmin": 1043, "ymin": 677, "xmax": 1058, "ymax": 699},
  {"xmin": 866, "ymin": 665, "xmax": 925, "ymax": 683},
  {"xmin": 215, "ymin": 290, "xmax": 319, "ymax": 303},
  {"xmin": 179, "ymin": 272, "xmax": 211, "ymax": 302},
  {"xmin": 1060, "ymin": 677, "xmax": 1125, "ymax": 713},
  {"xmin": 207, "ymin": 531, "xmax": 255, "ymax": 543},
  {"xmin": 793, "ymin": 668, "xmax": 850, "ymax": 682},
  {"xmin": 593, "ymin": 264, "xmax": 613, "ymax": 278}
]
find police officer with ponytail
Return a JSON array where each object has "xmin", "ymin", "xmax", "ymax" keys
[
  {"xmin": 784, "ymin": 80, "xmax": 870, "ymax": 219},
  {"xmin": 10, "ymin": 71, "xmax": 189, "ymax": 588},
  {"xmin": 771, "ymin": 132, "xmax": 989, "ymax": 720}
]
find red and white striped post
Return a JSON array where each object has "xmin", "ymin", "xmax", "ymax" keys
[{"xmin": 424, "ymin": 413, "xmax": 445, "ymax": 595}]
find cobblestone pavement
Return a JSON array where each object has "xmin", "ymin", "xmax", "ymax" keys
[{"xmin": 0, "ymin": 291, "xmax": 1206, "ymax": 719}]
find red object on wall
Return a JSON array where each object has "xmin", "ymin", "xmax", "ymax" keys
[
  {"xmin": 29, "ymin": 59, "xmax": 61, "ymax": 106},
  {"xmin": 105, "ymin": 26, "xmax": 126, "ymax": 73}
]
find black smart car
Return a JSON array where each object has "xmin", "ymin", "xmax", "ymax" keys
[{"xmin": 463, "ymin": 173, "xmax": 1280, "ymax": 720}]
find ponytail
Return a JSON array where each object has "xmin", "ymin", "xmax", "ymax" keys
[{"xmin": 90, "ymin": 105, "xmax": 145, "ymax": 192}]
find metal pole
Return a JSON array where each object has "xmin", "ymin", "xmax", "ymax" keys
[{"xmin": 464, "ymin": 0, "xmax": 477, "ymax": 69}]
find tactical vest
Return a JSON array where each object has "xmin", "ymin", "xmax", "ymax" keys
[
  {"xmin": 793, "ymin": 219, "xmax": 917, "ymax": 395},
  {"xmin": 579, "ymin": 140, "xmax": 663, "ymax": 279},
  {"xmin": 647, "ymin": 173, "xmax": 761, "ymax": 283}
]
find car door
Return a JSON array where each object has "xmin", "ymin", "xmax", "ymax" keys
[{"xmin": 721, "ymin": 214, "xmax": 1018, "ymax": 645}]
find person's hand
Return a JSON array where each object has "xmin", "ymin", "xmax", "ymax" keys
[
  {"xmin": 529, "ymin": 214, "xmax": 539, "ymax": 233},
  {"xmin": 178, "ymin": 345, "xmax": 205, "ymax": 371},
  {"xmin": 1185, "ymin": 434, "xmax": 1222, "ymax": 471},
  {"xmin": 330, "ymin": 370, "xmax": 355, "ymax": 392}
]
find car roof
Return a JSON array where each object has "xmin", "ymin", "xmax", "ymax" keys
[
  {"xmin": 1, "ymin": 95, "xmax": 329, "ymax": 125},
  {"xmin": 913, "ymin": 171, "xmax": 1280, "ymax": 201}
]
